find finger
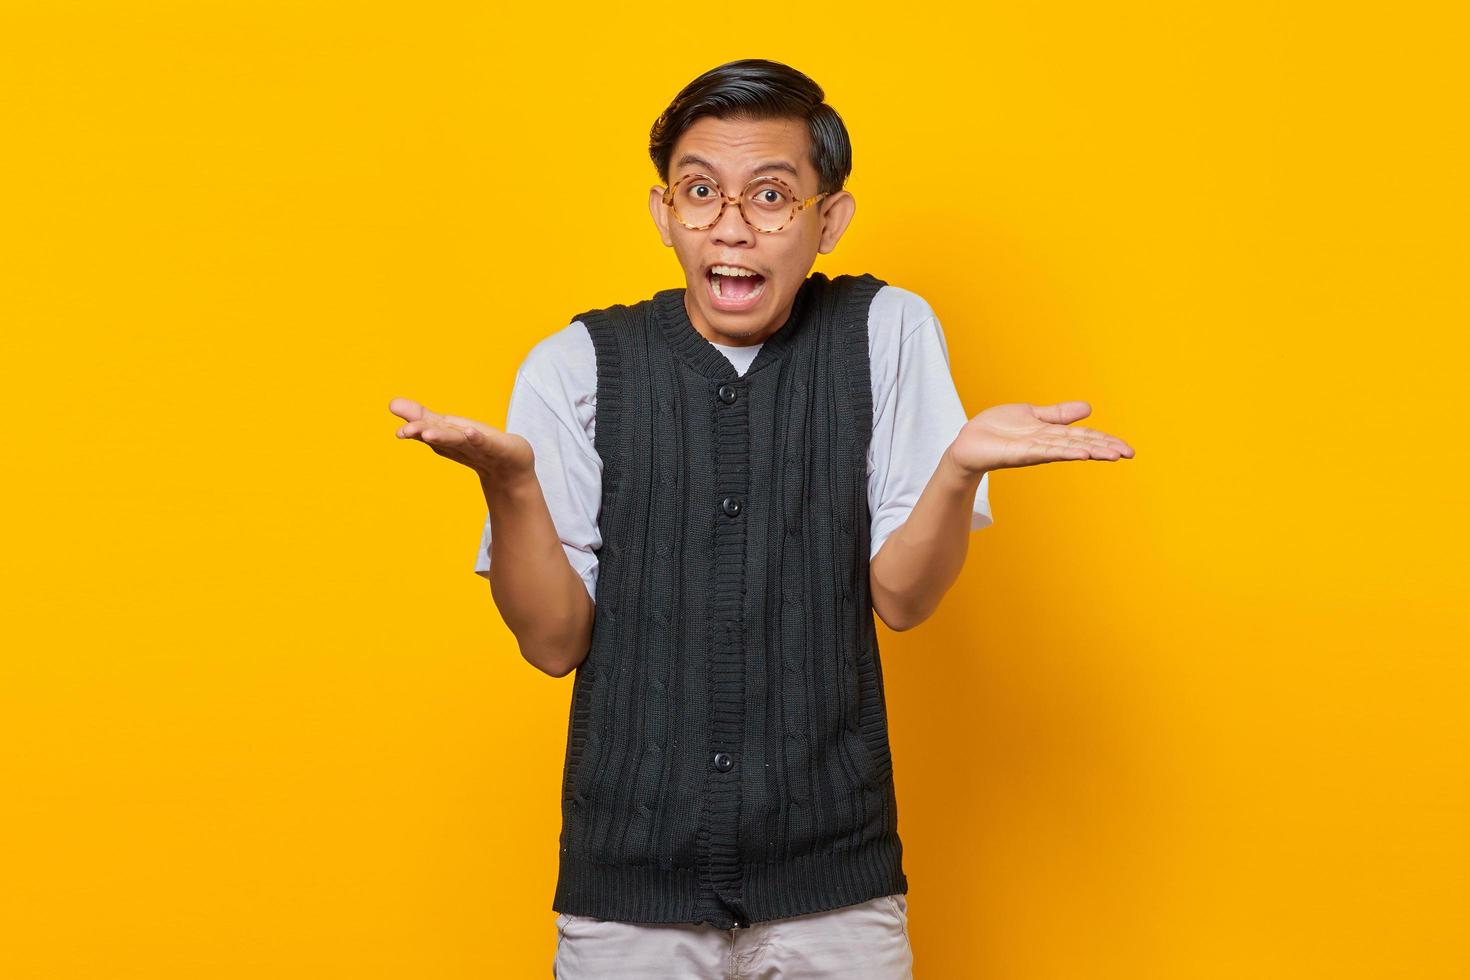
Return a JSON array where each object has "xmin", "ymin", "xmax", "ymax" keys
[
  {"xmin": 388, "ymin": 396, "xmax": 429, "ymax": 422},
  {"xmin": 439, "ymin": 414, "xmax": 497, "ymax": 439},
  {"xmin": 1076, "ymin": 426, "xmax": 1136, "ymax": 457},
  {"xmin": 1072, "ymin": 433, "xmax": 1126, "ymax": 459},
  {"xmin": 1038, "ymin": 436, "xmax": 1119, "ymax": 460},
  {"xmin": 393, "ymin": 399, "xmax": 443, "ymax": 426},
  {"xmin": 399, "ymin": 412, "xmax": 466, "ymax": 439},
  {"xmin": 1071, "ymin": 429, "xmax": 1132, "ymax": 457},
  {"xmin": 420, "ymin": 424, "xmax": 475, "ymax": 450},
  {"xmin": 400, "ymin": 428, "xmax": 467, "ymax": 465},
  {"xmin": 1046, "ymin": 422, "xmax": 1132, "ymax": 458},
  {"xmin": 1031, "ymin": 401, "xmax": 1092, "ymax": 425},
  {"xmin": 1031, "ymin": 439, "xmax": 1091, "ymax": 461},
  {"xmin": 423, "ymin": 427, "xmax": 482, "ymax": 468}
]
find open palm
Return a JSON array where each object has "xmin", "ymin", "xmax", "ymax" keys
[
  {"xmin": 949, "ymin": 400, "xmax": 1135, "ymax": 476},
  {"xmin": 388, "ymin": 396, "xmax": 534, "ymax": 478}
]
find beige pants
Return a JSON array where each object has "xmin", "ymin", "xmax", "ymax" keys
[{"xmin": 552, "ymin": 893, "xmax": 912, "ymax": 979}]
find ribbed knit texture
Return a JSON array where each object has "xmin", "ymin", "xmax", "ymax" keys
[{"xmin": 552, "ymin": 271, "xmax": 905, "ymax": 929}]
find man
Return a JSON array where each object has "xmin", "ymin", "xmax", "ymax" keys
[{"xmin": 390, "ymin": 59, "xmax": 1133, "ymax": 979}]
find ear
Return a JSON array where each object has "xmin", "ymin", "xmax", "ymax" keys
[
  {"xmin": 649, "ymin": 184, "xmax": 674, "ymax": 247},
  {"xmin": 816, "ymin": 190, "xmax": 855, "ymax": 255}
]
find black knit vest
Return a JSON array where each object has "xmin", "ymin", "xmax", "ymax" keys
[{"xmin": 552, "ymin": 271, "xmax": 905, "ymax": 929}]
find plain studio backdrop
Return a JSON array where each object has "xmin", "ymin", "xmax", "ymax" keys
[{"xmin": 1, "ymin": 1, "xmax": 1465, "ymax": 977}]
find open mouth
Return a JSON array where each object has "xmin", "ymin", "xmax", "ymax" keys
[{"xmin": 706, "ymin": 264, "xmax": 767, "ymax": 310}]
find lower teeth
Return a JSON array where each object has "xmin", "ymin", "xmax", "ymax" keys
[{"xmin": 713, "ymin": 275, "xmax": 764, "ymax": 302}]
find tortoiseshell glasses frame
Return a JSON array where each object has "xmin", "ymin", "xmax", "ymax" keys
[{"xmin": 661, "ymin": 172, "xmax": 829, "ymax": 234}]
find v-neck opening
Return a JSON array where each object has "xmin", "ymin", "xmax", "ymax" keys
[{"xmin": 654, "ymin": 273, "xmax": 825, "ymax": 382}]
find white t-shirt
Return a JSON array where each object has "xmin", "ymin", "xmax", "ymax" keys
[{"xmin": 474, "ymin": 284, "xmax": 993, "ymax": 600}]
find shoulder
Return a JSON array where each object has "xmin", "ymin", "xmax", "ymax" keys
[
  {"xmin": 521, "ymin": 319, "xmax": 593, "ymax": 366},
  {"xmin": 868, "ymin": 283, "xmax": 938, "ymax": 339},
  {"xmin": 517, "ymin": 320, "xmax": 595, "ymax": 389},
  {"xmin": 864, "ymin": 283, "xmax": 942, "ymax": 370},
  {"xmin": 511, "ymin": 321, "xmax": 597, "ymax": 433}
]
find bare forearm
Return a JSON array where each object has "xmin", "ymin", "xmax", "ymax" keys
[
  {"xmin": 869, "ymin": 444, "xmax": 985, "ymax": 631},
  {"xmin": 481, "ymin": 468, "xmax": 594, "ymax": 677}
]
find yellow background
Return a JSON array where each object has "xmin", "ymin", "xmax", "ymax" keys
[{"xmin": 3, "ymin": 1, "xmax": 1465, "ymax": 976}]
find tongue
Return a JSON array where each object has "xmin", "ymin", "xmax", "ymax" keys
[{"xmin": 721, "ymin": 274, "xmax": 761, "ymax": 300}]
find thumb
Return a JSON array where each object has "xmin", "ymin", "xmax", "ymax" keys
[{"xmin": 1031, "ymin": 400, "xmax": 1091, "ymax": 425}]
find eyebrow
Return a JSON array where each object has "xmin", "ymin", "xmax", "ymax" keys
[{"xmin": 673, "ymin": 153, "xmax": 801, "ymax": 180}]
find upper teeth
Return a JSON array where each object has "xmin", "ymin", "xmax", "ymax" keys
[{"xmin": 712, "ymin": 265, "xmax": 759, "ymax": 277}]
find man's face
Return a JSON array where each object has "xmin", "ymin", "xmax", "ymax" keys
[{"xmin": 648, "ymin": 114, "xmax": 855, "ymax": 346}]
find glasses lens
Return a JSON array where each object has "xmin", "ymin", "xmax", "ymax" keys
[
  {"xmin": 671, "ymin": 175, "xmax": 724, "ymax": 228},
  {"xmin": 741, "ymin": 177, "xmax": 797, "ymax": 232},
  {"xmin": 669, "ymin": 175, "xmax": 801, "ymax": 231}
]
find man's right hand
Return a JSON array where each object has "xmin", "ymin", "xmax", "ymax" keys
[
  {"xmin": 389, "ymin": 395, "xmax": 589, "ymax": 676},
  {"xmin": 388, "ymin": 396, "xmax": 534, "ymax": 480}
]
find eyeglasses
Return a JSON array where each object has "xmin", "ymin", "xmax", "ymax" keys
[{"xmin": 661, "ymin": 173, "xmax": 828, "ymax": 234}]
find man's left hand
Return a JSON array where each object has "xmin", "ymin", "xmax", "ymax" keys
[{"xmin": 947, "ymin": 400, "xmax": 1136, "ymax": 477}]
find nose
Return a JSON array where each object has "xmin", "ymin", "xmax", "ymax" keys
[{"xmin": 710, "ymin": 196, "xmax": 755, "ymax": 248}]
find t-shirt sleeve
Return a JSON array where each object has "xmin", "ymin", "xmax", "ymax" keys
[
  {"xmin": 868, "ymin": 302, "xmax": 993, "ymax": 563},
  {"xmin": 474, "ymin": 324, "xmax": 602, "ymax": 602}
]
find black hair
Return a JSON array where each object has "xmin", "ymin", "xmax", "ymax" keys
[{"xmin": 648, "ymin": 59, "xmax": 853, "ymax": 196}]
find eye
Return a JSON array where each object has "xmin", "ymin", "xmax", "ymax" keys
[{"xmin": 747, "ymin": 182, "xmax": 792, "ymax": 209}]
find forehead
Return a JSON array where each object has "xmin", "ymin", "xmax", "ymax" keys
[{"xmin": 670, "ymin": 115, "xmax": 814, "ymax": 184}]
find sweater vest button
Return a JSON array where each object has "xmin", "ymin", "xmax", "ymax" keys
[
  {"xmin": 718, "ymin": 384, "xmax": 737, "ymax": 404},
  {"xmin": 712, "ymin": 751, "xmax": 734, "ymax": 772},
  {"xmin": 721, "ymin": 496, "xmax": 743, "ymax": 517}
]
